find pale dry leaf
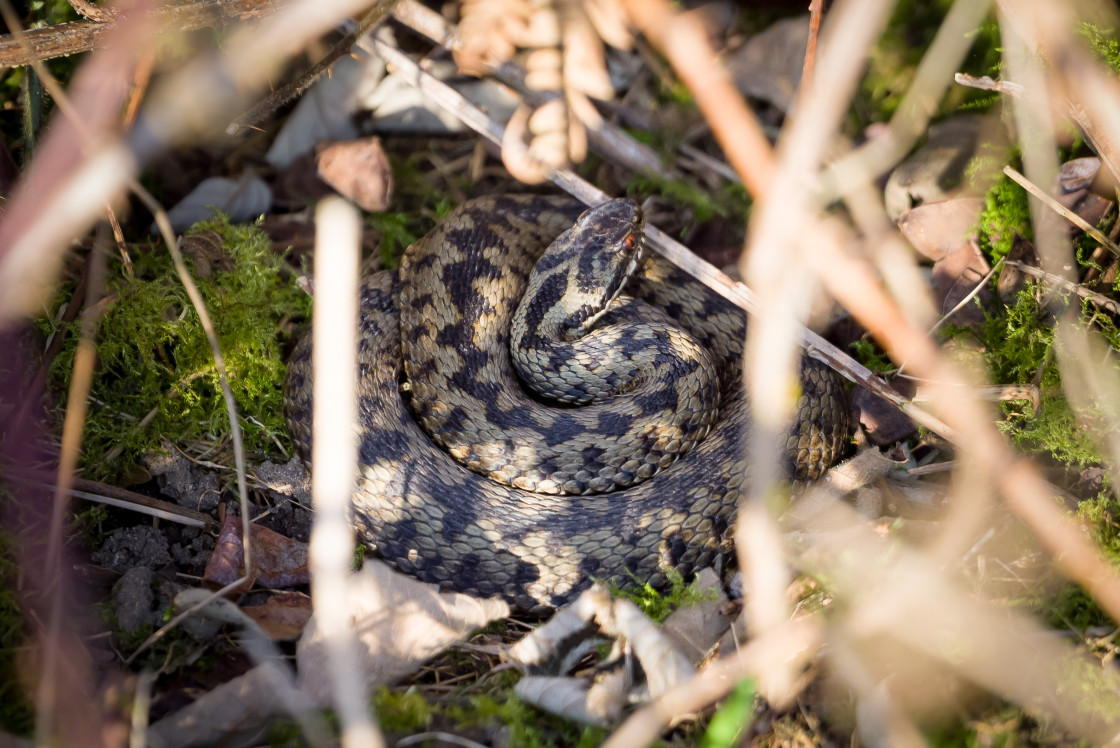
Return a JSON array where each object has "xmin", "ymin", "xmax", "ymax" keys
[
  {"xmin": 659, "ymin": 568, "xmax": 733, "ymax": 666},
  {"xmin": 265, "ymin": 52, "xmax": 387, "ymax": 169},
  {"xmin": 163, "ymin": 172, "xmax": 272, "ymax": 233},
  {"xmin": 506, "ymin": 584, "xmax": 611, "ymax": 668},
  {"xmin": 597, "ymin": 599, "xmax": 695, "ymax": 699},
  {"xmin": 147, "ymin": 662, "xmax": 318, "ymax": 748},
  {"xmin": 514, "ymin": 675, "xmax": 619, "ymax": 727},
  {"xmin": 898, "ymin": 197, "xmax": 986, "ymax": 262},
  {"xmin": 297, "ymin": 561, "xmax": 509, "ymax": 704},
  {"xmin": 884, "ymin": 114, "xmax": 992, "ymax": 221}
]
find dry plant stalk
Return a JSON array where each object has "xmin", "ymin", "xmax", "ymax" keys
[{"xmin": 308, "ymin": 198, "xmax": 385, "ymax": 748}]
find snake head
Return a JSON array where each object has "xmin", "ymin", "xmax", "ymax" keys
[
  {"xmin": 561, "ymin": 199, "xmax": 646, "ymax": 336},
  {"xmin": 513, "ymin": 198, "xmax": 646, "ymax": 343}
]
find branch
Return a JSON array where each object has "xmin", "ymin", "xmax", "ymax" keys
[{"xmin": 0, "ymin": 0, "xmax": 291, "ymax": 66}]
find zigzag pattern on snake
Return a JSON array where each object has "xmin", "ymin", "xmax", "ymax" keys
[{"xmin": 285, "ymin": 194, "xmax": 848, "ymax": 611}]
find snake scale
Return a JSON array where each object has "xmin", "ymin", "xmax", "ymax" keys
[{"xmin": 285, "ymin": 194, "xmax": 848, "ymax": 611}]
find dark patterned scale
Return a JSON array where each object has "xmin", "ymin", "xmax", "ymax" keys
[{"xmin": 285, "ymin": 195, "xmax": 848, "ymax": 611}]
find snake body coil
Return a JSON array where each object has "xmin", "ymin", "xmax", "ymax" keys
[{"xmin": 286, "ymin": 194, "xmax": 848, "ymax": 610}]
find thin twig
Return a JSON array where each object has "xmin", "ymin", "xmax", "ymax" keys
[
  {"xmin": 1003, "ymin": 164, "xmax": 1120, "ymax": 260},
  {"xmin": 1006, "ymin": 259, "xmax": 1120, "ymax": 316},
  {"xmin": 66, "ymin": 0, "xmax": 113, "ymax": 23},
  {"xmin": 954, "ymin": 72, "xmax": 1025, "ymax": 97},
  {"xmin": 800, "ymin": 0, "xmax": 823, "ymax": 95},
  {"xmin": 928, "ymin": 255, "xmax": 1004, "ymax": 334},
  {"xmin": 226, "ymin": 1, "xmax": 396, "ymax": 135}
]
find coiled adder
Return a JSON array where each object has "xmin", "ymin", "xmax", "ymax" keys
[{"xmin": 285, "ymin": 194, "xmax": 848, "ymax": 611}]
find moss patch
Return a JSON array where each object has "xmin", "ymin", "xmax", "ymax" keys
[{"xmin": 42, "ymin": 214, "xmax": 310, "ymax": 481}]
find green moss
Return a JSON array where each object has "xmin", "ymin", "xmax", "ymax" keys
[
  {"xmin": 1080, "ymin": 23, "xmax": 1120, "ymax": 74},
  {"xmin": 610, "ymin": 568, "xmax": 719, "ymax": 624},
  {"xmin": 848, "ymin": 337, "xmax": 896, "ymax": 375},
  {"xmin": 445, "ymin": 694, "xmax": 608, "ymax": 748},
  {"xmin": 44, "ymin": 214, "xmax": 310, "ymax": 481},
  {"xmin": 977, "ymin": 171, "xmax": 1032, "ymax": 262},
  {"xmin": 999, "ymin": 396, "xmax": 1106, "ymax": 468},
  {"xmin": 373, "ymin": 687, "xmax": 433, "ymax": 732}
]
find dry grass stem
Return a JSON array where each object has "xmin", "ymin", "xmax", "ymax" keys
[
  {"xmin": 308, "ymin": 197, "xmax": 384, "ymax": 748},
  {"xmin": 1003, "ymin": 164, "xmax": 1120, "ymax": 258},
  {"xmin": 817, "ymin": 0, "xmax": 994, "ymax": 204},
  {"xmin": 1007, "ymin": 259, "xmax": 1120, "ymax": 315}
]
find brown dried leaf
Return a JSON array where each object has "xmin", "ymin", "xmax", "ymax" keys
[
  {"xmin": 930, "ymin": 239, "xmax": 992, "ymax": 328},
  {"xmin": 898, "ymin": 198, "xmax": 985, "ymax": 262},
  {"xmin": 202, "ymin": 515, "xmax": 310, "ymax": 589},
  {"xmin": 660, "ymin": 568, "xmax": 733, "ymax": 666},
  {"xmin": 316, "ymin": 137, "xmax": 394, "ymax": 212},
  {"xmin": 242, "ymin": 591, "xmax": 314, "ymax": 641}
]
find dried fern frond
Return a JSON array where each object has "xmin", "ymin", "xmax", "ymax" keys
[{"xmin": 455, "ymin": 0, "xmax": 631, "ymax": 183}]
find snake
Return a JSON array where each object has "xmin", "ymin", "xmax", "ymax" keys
[{"xmin": 285, "ymin": 194, "xmax": 848, "ymax": 611}]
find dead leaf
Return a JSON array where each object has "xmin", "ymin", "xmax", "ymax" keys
[
  {"xmin": 242, "ymin": 591, "xmax": 313, "ymax": 641},
  {"xmin": 265, "ymin": 52, "xmax": 386, "ymax": 169},
  {"xmin": 726, "ymin": 16, "xmax": 809, "ymax": 114},
  {"xmin": 852, "ymin": 380, "xmax": 918, "ymax": 446},
  {"xmin": 898, "ymin": 198, "xmax": 985, "ymax": 262},
  {"xmin": 514, "ymin": 673, "xmax": 625, "ymax": 727},
  {"xmin": 316, "ymin": 137, "xmax": 393, "ymax": 212},
  {"xmin": 660, "ymin": 568, "xmax": 734, "ymax": 666},
  {"xmin": 180, "ymin": 230, "xmax": 235, "ymax": 279},
  {"xmin": 884, "ymin": 115, "xmax": 995, "ymax": 221},
  {"xmin": 930, "ymin": 239, "xmax": 992, "ymax": 328},
  {"xmin": 162, "ymin": 172, "xmax": 272, "ymax": 233},
  {"xmin": 297, "ymin": 561, "xmax": 509, "ymax": 703},
  {"xmin": 506, "ymin": 585, "xmax": 609, "ymax": 669},
  {"xmin": 202, "ymin": 515, "xmax": 309, "ymax": 589},
  {"xmin": 596, "ymin": 599, "xmax": 695, "ymax": 699}
]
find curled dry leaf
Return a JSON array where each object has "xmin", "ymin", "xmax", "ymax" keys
[
  {"xmin": 898, "ymin": 197, "xmax": 985, "ymax": 263},
  {"xmin": 515, "ymin": 671, "xmax": 626, "ymax": 727},
  {"xmin": 162, "ymin": 172, "xmax": 272, "ymax": 233},
  {"xmin": 852, "ymin": 380, "xmax": 919, "ymax": 447},
  {"xmin": 884, "ymin": 115, "xmax": 994, "ymax": 222},
  {"xmin": 506, "ymin": 583, "xmax": 610, "ymax": 668},
  {"xmin": 726, "ymin": 15, "xmax": 809, "ymax": 114},
  {"xmin": 297, "ymin": 560, "xmax": 509, "ymax": 703},
  {"xmin": 316, "ymin": 137, "xmax": 394, "ymax": 212},
  {"xmin": 930, "ymin": 238, "xmax": 992, "ymax": 329},
  {"xmin": 597, "ymin": 598, "xmax": 695, "ymax": 699},
  {"xmin": 202, "ymin": 515, "xmax": 310, "ymax": 590}
]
